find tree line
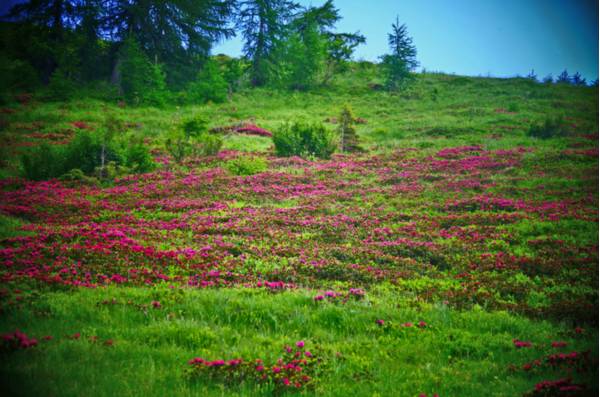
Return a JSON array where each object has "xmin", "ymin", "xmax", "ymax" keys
[
  {"xmin": 0, "ymin": 1, "xmax": 421, "ymax": 104},
  {"xmin": 0, "ymin": 1, "xmax": 398, "ymax": 103}
]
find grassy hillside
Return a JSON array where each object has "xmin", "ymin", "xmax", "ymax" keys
[{"xmin": 0, "ymin": 68, "xmax": 598, "ymax": 396}]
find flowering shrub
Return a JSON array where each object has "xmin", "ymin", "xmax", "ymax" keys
[
  {"xmin": 523, "ymin": 378, "xmax": 586, "ymax": 396},
  {"xmin": 513, "ymin": 339, "xmax": 532, "ymax": 348},
  {"xmin": 187, "ymin": 341, "xmax": 320, "ymax": 391},
  {"xmin": 1, "ymin": 330, "xmax": 38, "ymax": 352},
  {"xmin": 313, "ymin": 288, "xmax": 365, "ymax": 304},
  {"xmin": 236, "ymin": 124, "xmax": 273, "ymax": 137},
  {"xmin": 210, "ymin": 122, "xmax": 273, "ymax": 137},
  {"xmin": 0, "ymin": 146, "xmax": 597, "ymax": 328},
  {"xmin": 517, "ymin": 351, "xmax": 594, "ymax": 374}
]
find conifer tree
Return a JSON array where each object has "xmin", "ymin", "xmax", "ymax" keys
[
  {"xmin": 556, "ymin": 69, "xmax": 570, "ymax": 84},
  {"xmin": 118, "ymin": 36, "xmax": 168, "ymax": 106},
  {"xmin": 571, "ymin": 72, "xmax": 586, "ymax": 86},
  {"xmin": 339, "ymin": 105, "xmax": 363, "ymax": 153},
  {"xmin": 105, "ymin": 0, "xmax": 236, "ymax": 88},
  {"xmin": 239, "ymin": 0, "xmax": 300, "ymax": 86},
  {"xmin": 380, "ymin": 17, "xmax": 418, "ymax": 91}
]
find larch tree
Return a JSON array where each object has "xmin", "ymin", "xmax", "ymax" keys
[
  {"xmin": 238, "ymin": 0, "xmax": 299, "ymax": 86},
  {"xmin": 380, "ymin": 16, "xmax": 418, "ymax": 91}
]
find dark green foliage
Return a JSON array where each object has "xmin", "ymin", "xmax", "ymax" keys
[
  {"xmin": 20, "ymin": 113, "xmax": 154, "ymax": 180},
  {"xmin": 104, "ymin": 0, "xmax": 236, "ymax": 89},
  {"xmin": 63, "ymin": 132, "xmax": 123, "ymax": 175},
  {"xmin": 556, "ymin": 70, "xmax": 570, "ymax": 84},
  {"xmin": 239, "ymin": 0, "xmax": 300, "ymax": 86},
  {"xmin": 187, "ymin": 59, "xmax": 228, "ymax": 103},
  {"xmin": 21, "ymin": 143, "xmax": 64, "ymax": 181},
  {"xmin": 527, "ymin": 116, "xmax": 568, "ymax": 139},
  {"xmin": 326, "ymin": 32, "xmax": 365, "ymax": 75},
  {"xmin": 46, "ymin": 67, "xmax": 77, "ymax": 100},
  {"xmin": 58, "ymin": 168, "xmax": 99, "ymax": 185},
  {"xmin": 5, "ymin": 0, "xmax": 77, "ymax": 40},
  {"xmin": 182, "ymin": 117, "xmax": 209, "ymax": 137},
  {"xmin": 339, "ymin": 105, "xmax": 363, "ymax": 152},
  {"xmin": 125, "ymin": 143, "xmax": 155, "ymax": 173},
  {"xmin": 381, "ymin": 17, "xmax": 418, "ymax": 91},
  {"xmin": 571, "ymin": 72, "xmax": 586, "ymax": 86},
  {"xmin": 0, "ymin": 58, "xmax": 40, "ymax": 92},
  {"xmin": 225, "ymin": 156, "xmax": 268, "ymax": 176},
  {"xmin": 118, "ymin": 37, "xmax": 168, "ymax": 106},
  {"xmin": 21, "ymin": 132, "xmax": 122, "ymax": 181},
  {"xmin": 273, "ymin": 121, "xmax": 337, "ymax": 159}
]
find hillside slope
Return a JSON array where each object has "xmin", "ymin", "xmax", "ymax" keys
[{"xmin": 0, "ymin": 69, "xmax": 598, "ymax": 396}]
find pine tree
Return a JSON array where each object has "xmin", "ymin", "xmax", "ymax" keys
[
  {"xmin": 293, "ymin": 0, "xmax": 365, "ymax": 84},
  {"xmin": 542, "ymin": 74, "xmax": 554, "ymax": 84},
  {"xmin": 118, "ymin": 36, "xmax": 168, "ymax": 106},
  {"xmin": 556, "ymin": 69, "xmax": 570, "ymax": 84},
  {"xmin": 571, "ymin": 72, "xmax": 586, "ymax": 86},
  {"xmin": 239, "ymin": 0, "xmax": 300, "ymax": 86},
  {"xmin": 339, "ymin": 105, "xmax": 362, "ymax": 153},
  {"xmin": 380, "ymin": 17, "xmax": 418, "ymax": 91},
  {"xmin": 105, "ymin": 0, "xmax": 236, "ymax": 88}
]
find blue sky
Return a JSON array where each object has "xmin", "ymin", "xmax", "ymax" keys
[{"xmin": 214, "ymin": 0, "xmax": 599, "ymax": 81}]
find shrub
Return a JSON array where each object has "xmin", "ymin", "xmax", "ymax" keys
[
  {"xmin": 273, "ymin": 122, "xmax": 337, "ymax": 159},
  {"xmin": 63, "ymin": 131, "xmax": 123, "ymax": 175},
  {"xmin": 225, "ymin": 156, "xmax": 268, "ymax": 176},
  {"xmin": 166, "ymin": 116, "xmax": 222, "ymax": 162},
  {"xmin": 196, "ymin": 133, "xmax": 223, "ymax": 157},
  {"xmin": 20, "ymin": 117, "xmax": 154, "ymax": 181},
  {"xmin": 47, "ymin": 67, "xmax": 77, "ymax": 101},
  {"xmin": 0, "ymin": 59, "xmax": 39, "ymax": 93},
  {"xmin": 527, "ymin": 116, "xmax": 568, "ymax": 139},
  {"xmin": 21, "ymin": 143, "xmax": 64, "ymax": 181},
  {"xmin": 58, "ymin": 168, "xmax": 99, "ymax": 186},
  {"xmin": 187, "ymin": 59, "xmax": 228, "ymax": 103},
  {"xmin": 125, "ymin": 143, "xmax": 155, "ymax": 173}
]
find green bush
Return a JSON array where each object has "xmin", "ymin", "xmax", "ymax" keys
[
  {"xmin": 58, "ymin": 168, "xmax": 99, "ymax": 186},
  {"xmin": 527, "ymin": 116, "xmax": 568, "ymax": 139},
  {"xmin": 225, "ymin": 156, "xmax": 268, "ymax": 176},
  {"xmin": 166, "ymin": 116, "xmax": 221, "ymax": 162},
  {"xmin": 119, "ymin": 37, "xmax": 169, "ymax": 106},
  {"xmin": 187, "ymin": 59, "xmax": 228, "ymax": 103},
  {"xmin": 21, "ymin": 143, "xmax": 64, "ymax": 181},
  {"xmin": 47, "ymin": 67, "xmax": 77, "ymax": 100},
  {"xmin": 125, "ymin": 143, "xmax": 155, "ymax": 173},
  {"xmin": 273, "ymin": 122, "xmax": 337, "ymax": 159},
  {"xmin": 0, "ymin": 58, "xmax": 39, "ymax": 92},
  {"xmin": 63, "ymin": 132, "xmax": 123, "ymax": 175},
  {"xmin": 20, "ymin": 127, "xmax": 154, "ymax": 180},
  {"xmin": 196, "ymin": 133, "xmax": 223, "ymax": 156}
]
